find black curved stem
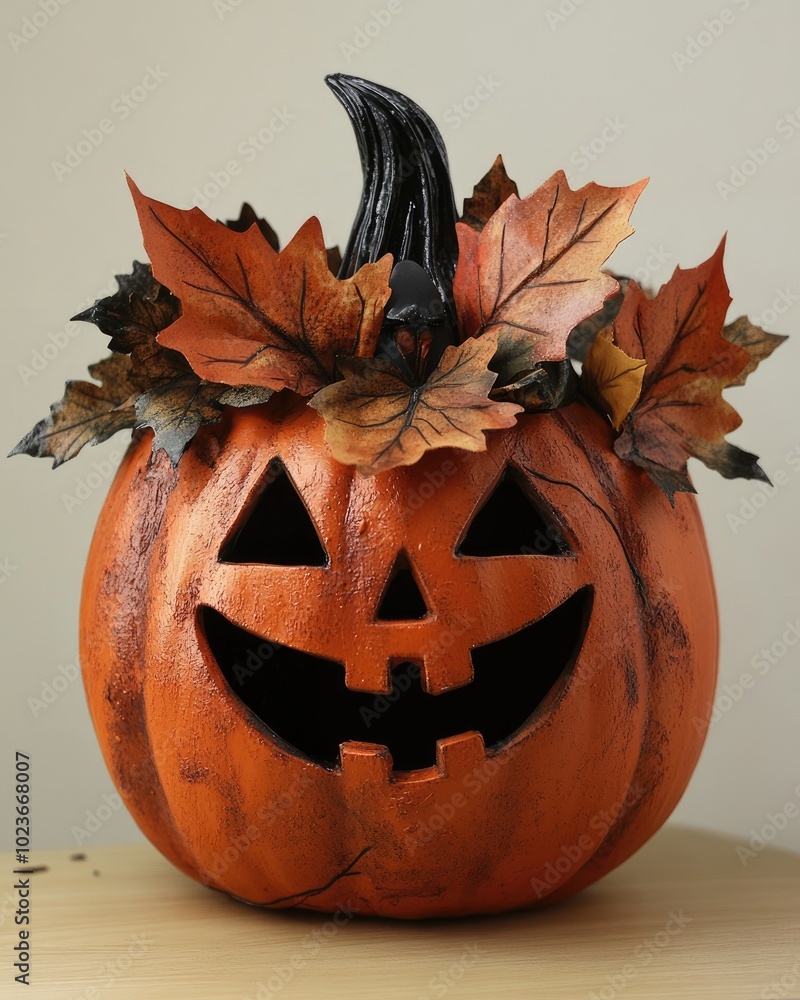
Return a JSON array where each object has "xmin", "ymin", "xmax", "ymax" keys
[{"xmin": 326, "ymin": 74, "xmax": 459, "ymax": 325}]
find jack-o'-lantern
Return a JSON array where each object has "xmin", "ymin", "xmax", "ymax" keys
[{"xmin": 11, "ymin": 75, "xmax": 784, "ymax": 918}]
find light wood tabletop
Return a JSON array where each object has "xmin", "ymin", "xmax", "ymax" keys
[{"xmin": 2, "ymin": 824, "xmax": 798, "ymax": 999}]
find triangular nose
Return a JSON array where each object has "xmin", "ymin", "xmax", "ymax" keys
[{"xmin": 376, "ymin": 551, "xmax": 429, "ymax": 621}]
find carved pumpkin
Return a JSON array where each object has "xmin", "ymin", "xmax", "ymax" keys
[
  {"xmin": 12, "ymin": 72, "xmax": 779, "ymax": 918},
  {"xmin": 79, "ymin": 395, "xmax": 717, "ymax": 917}
]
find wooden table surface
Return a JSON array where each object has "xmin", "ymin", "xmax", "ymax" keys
[{"xmin": 2, "ymin": 825, "xmax": 799, "ymax": 999}]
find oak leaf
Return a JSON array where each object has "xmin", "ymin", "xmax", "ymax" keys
[
  {"xmin": 9, "ymin": 355, "xmax": 139, "ymax": 468},
  {"xmin": 460, "ymin": 155, "xmax": 519, "ymax": 231},
  {"xmin": 612, "ymin": 240, "xmax": 784, "ymax": 501},
  {"xmin": 309, "ymin": 333, "xmax": 523, "ymax": 476},
  {"xmin": 128, "ymin": 177, "xmax": 392, "ymax": 395},
  {"xmin": 453, "ymin": 171, "xmax": 647, "ymax": 362},
  {"xmin": 580, "ymin": 328, "xmax": 646, "ymax": 430}
]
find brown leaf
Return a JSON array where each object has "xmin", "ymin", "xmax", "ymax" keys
[
  {"xmin": 453, "ymin": 172, "xmax": 647, "ymax": 363},
  {"xmin": 128, "ymin": 177, "xmax": 393, "ymax": 395},
  {"xmin": 9, "ymin": 354, "xmax": 139, "ymax": 468},
  {"xmin": 309, "ymin": 333, "xmax": 523, "ymax": 476},
  {"xmin": 134, "ymin": 377, "xmax": 271, "ymax": 464},
  {"xmin": 612, "ymin": 239, "xmax": 771, "ymax": 501},
  {"xmin": 580, "ymin": 327, "xmax": 646, "ymax": 430},
  {"xmin": 723, "ymin": 316, "xmax": 787, "ymax": 386},
  {"xmin": 72, "ymin": 260, "xmax": 180, "ymax": 356},
  {"xmin": 460, "ymin": 155, "xmax": 519, "ymax": 231}
]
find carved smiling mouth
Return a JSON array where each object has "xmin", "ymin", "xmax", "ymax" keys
[{"xmin": 201, "ymin": 586, "xmax": 592, "ymax": 773}]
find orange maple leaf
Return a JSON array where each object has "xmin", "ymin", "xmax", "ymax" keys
[
  {"xmin": 128, "ymin": 177, "xmax": 392, "ymax": 396},
  {"xmin": 612, "ymin": 239, "xmax": 782, "ymax": 501}
]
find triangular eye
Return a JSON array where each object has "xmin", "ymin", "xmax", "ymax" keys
[
  {"xmin": 376, "ymin": 551, "xmax": 429, "ymax": 621},
  {"xmin": 457, "ymin": 470, "xmax": 568, "ymax": 557},
  {"xmin": 221, "ymin": 460, "xmax": 328, "ymax": 566}
]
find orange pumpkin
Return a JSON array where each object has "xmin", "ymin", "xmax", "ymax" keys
[{"xmin": 79, "ymin": 395, "xmax": 717, "ymax": 918}]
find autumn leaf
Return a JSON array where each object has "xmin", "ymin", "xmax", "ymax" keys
[
  {"xmin": 460, "ymin": 155, "xmax": 519, "ymax": 231},
  {"xmin": 453, "ymin": 172, "xmax": 647, "ymax": 364},
  {"xmin": 13, "ymin": 263, "xmax": 273, "ymax": 468},
  {"xmin": 9, "ymin": 355, "xmax": 139, "ymax": 468},
  {"xmin": 309, "ymin": 333, "xmax": 523, "ymax": 475},
  {"xmin": 84, "ymin": 263, "xmax": 272, "ymax": 463},
  {"xmin": 723, "ymin": 316, "xmax": 788, "ymax": 386},
  {"xmin": 128, "ymin": 177, "xmax": 393, "ymax": 395},
  {"xmin": 133, "ymin": 378, "xmax": 271, "ymax": 464},
  {"xmin": 72, "ymin": 260, "xmax": 180, "ymax": 356},
  {"xmin": 489, "ymin": 329, "xmax": 577, "ymax": 411},
  {"xmin": 611, "ymin": 240, "xmax": 783, "ymax": 501},
  {"xmin": 580, "ymin": 328, "xmax": 646, "ymax": 430}
]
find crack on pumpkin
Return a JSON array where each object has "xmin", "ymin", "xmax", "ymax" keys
[
  {"xmin": 259, "ymin": 844, "xmax": 373, "ymax": 908},
  {"xmin": 521, "ymin": 464, "xmax": 646, "ymax": 597}
]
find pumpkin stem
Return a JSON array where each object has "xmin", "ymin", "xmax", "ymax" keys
[{"xmin": 325, "ymin": 74, "xmax": 459, "ymax": 326}]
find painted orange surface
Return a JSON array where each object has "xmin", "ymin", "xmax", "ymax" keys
[{"xmin": 79, "ymin": 396, "xmax": 718, "ymax": 918}]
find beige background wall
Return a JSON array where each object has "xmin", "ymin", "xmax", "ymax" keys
[{"xmin": 2, "ymin": 0, "xmax": 799, "ymax": 855}]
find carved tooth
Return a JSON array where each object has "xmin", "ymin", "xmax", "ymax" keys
[
  {"xmin": 340, "ymin": 741, "xmax": 393, "ymax": 783},
  {"xmin": 435, "ymin": 731, "xmax": 486, "ymax": 777}
]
